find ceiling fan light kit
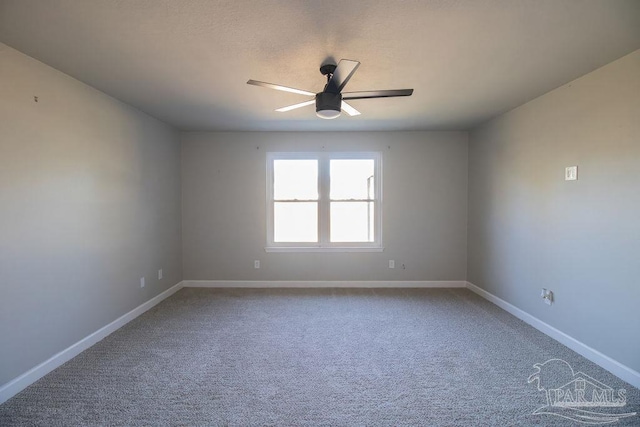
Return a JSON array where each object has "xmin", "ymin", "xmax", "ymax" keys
[
  {"xmin": 315, "ymin": 92, "xmax": 342, "ymax": 119},
  {"xmin": 248, "ymin": 59, "xmax": 413, "ymax": 120}
]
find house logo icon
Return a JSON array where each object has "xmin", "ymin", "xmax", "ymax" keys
[{"xmin": 528, "ymin": 359, "xmax": 637, "ymax": 424}]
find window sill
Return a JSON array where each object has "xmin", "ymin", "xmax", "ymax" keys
[{"xmin": 264, "ymin": 246, "xmax": 384, "ymax": 253}]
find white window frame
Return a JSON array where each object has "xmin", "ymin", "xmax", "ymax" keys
[{"xmin": 266, "ymin": 151, "xmax": 383, "ymax": 252}]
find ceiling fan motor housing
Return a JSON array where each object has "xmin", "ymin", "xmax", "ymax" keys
[{"xmin": 316, "ymin": 92, "xmax": 342, "ymax": 119}]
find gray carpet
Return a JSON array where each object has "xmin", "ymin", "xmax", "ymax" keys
[{"xmin": 1, "ymin": 288, "xmax": 638, "ymax": 426}]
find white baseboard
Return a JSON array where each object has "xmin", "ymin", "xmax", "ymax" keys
[
  {"xmin": 466, "ymin": 281, "xmax": 640, "ymax": 390},
  {"xmin": 0, "ymin": 281, "xmax": 184, "ymax": 405},
  {"xmin": 183, "ymin": 280, "xmax": 467, "ymax": 288}
]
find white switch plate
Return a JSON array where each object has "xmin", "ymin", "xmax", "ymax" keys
[
  {"xmin": 389, "ymin": 260, "xmax": 395, "ymax": 269},
  {"xmin": 140, "ymin": 277, "xmax": 145, "ymax": 288},
  {"xmin": 254, "ymin": 260, "xmax": 260, "ymax": 269},
  {"xmin": 158, "ymin": 269, "xmax": 163, "ymax": 280},
  {"xmin": 565, "ymin": 166, "xmax": 578, "ymax": 181}
]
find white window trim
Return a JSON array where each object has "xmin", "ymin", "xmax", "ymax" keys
[{"xmin": 266, "ymin": 151, "xmax": 383, "ymax": 252}]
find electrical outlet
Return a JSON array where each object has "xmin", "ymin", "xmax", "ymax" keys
[
  {"xmin": 254, "ymin": 260, "xmax": 260, "ymax": 269},
  {"xmin": 541, "ymin": 288, "xmax": 553, "ymax": 305},
  {"xmin": 389, "ymin": 260, "xmax": 395, "ymax": 269},
  {"xmin": 158, "ymin": 269, "xmax": 163, "ymax": 280},
  {"xmin": 565, "ymin": 166, "xmax": 578, "ymax": 181},
  {"xmin": 140, "ymin": 277, "xmax": 145, "ymax": 288}
]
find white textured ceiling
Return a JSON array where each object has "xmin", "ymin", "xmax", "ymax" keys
[{"xmin": 1, "ymin": 0, "xmax": 639, "ymax": 131}]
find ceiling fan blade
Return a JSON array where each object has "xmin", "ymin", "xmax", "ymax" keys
[
  {"xmin": 341, "ymin": 101, "xmax": 361, "ymax": 116},
  {"xmin": 325, "ymin": 59, "xmax": 360, "ymax": 93},
  {"xmin": 247, "ymin": 80, "xmax": 315, "ymax": 97},
  {"xmin": 342, "ymin": 89, "xmax": 414, "ymax": 100},
  {"xmin": 275, "ymin": 99, "xmax": 316, "ymax": 112}
]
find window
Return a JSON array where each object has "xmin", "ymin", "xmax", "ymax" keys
[{"xmin": 266, "ymin": 152, "xmax": 382, "ymax": 252}]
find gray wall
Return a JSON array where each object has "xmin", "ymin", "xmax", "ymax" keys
[
  {"xmin": 0, "ymin": 43, "xmax": 182, "ymax": 385},
  {"xmin": 468, "ymin": 50, "xmax": 640, "ymax": 372},
  {"xmin": 182, "ymin": 131, "xmax": 468, "ymax": 281}
]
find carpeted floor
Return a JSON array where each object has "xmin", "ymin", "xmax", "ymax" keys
[{"xmin": 1, "ymin": 287, "xmax": 638, "ymax": 426}]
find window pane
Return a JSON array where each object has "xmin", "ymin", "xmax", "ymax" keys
[
  {"xmin": 330, "ymin": 202, "xmax": 375, "ymax": 242},
  {"xmin": 274, "ymin": 160, "xmax": 318, "ymax": 200},
  {"xmin": 274, "ymin": 202, "xmax": 318, "ymax": 242},
  {"xmin": 330, "ymin": 159, "xmax": 375, "ymax": 200}
]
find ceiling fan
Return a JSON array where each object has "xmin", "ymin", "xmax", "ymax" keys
[{"xmin": 247, "ymin": 59, "xmax": 413, "ymax": 119}]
